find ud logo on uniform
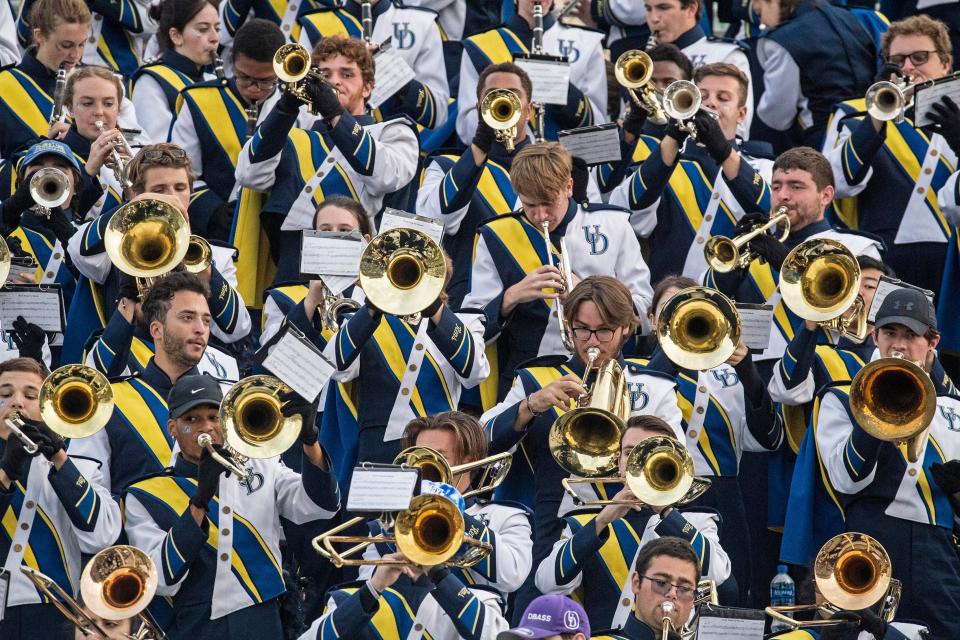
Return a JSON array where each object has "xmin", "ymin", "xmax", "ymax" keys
[
  {"xmin": 557, "ymin": 39, "xmax": 580, "ymax": 63},
  {"xmin": 240, "ymin": 470, "xmax": 265, "ymax": 495},
  {"xmin": 711, "ymin": 367, "xmax": 739, "ymax": 388},
  {"xmin": 940, "ymin": 406, "xmax": 960, "ymax": 432},
  {"xmin": 582, "ymin": 225, "xmax": 608, "ymax": 255},
  {"xmin": 204, "ymin": 351, "xmax": 228, "ymax": 379},
  {"xmin": 393, "ymin": 22, "xmax": 416, "ymax": 49},
  {"xmin": 628, "ymin": 382, "xmax": 649, "ymax": 411}
]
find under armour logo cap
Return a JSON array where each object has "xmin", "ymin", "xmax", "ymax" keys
[{"xmin": 875, "ymin": 287, "xmax": 936, "ymax": 336}]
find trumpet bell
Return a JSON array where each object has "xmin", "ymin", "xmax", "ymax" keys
[
  {"xmin": 865, "ymin": 81, "xmax": 905, "ymax": 122},
  {"xmin": 39, "ymin": 365, "xmax": 114, "ymax": 438},
  {"xmin": 359, "ymin": 227, "xmax": 447, "ymax": 317},
  {"xmin": 663, "ymin": 80, "xmax": 701, "ymax": 121},
  {"xmin": 104, "ymin": 198, "xmax": 190, "ymax": 278},
  {"xmin": 657, "ymin": 287, "xmax": 741, "ymax": 370},
  {"xmin": 184, "ymin": 235, "xmax": 213, "ymax": 274},
  {"xmin": 780, "ymin": 239, "xmax": 861, "ymax": 323},
  {"xmin": 81, "ymin": 545, "xmax": 158, "ymax": 621},
  {"xmin": 273, "ymin": 43, "xmax": 311, "ymax": 83},
  {"xmin": 30, "ymin": 167, "xmax": 71, "ymax": 209},
  {"xmin": 480, "ymin": 88, "xmax": 523, "ymax": 131},
  {"xmin": 703, "ymin": 236, "xmax": 740, "ymax": 273},
  {"xmin": 815, "ymin": 532, "xmax": 891, "ymax": 611},
  {"xmin": 625, "ymin": 436, "xmax": 695, "ymax": 508},
  {"xmin": 395, "ymin": 494, "xmax": 465, "ymax": 566},
  {"xmin": 614, "ymin": 50, "xmax": 653, "ymax": 89},
  {"xmin": 220, "ymin": 375, "xmax": 302, "ymax": 459},
  {"xmin": 849, "ymin": 354, "xmax": 935, "ymax": 461}
]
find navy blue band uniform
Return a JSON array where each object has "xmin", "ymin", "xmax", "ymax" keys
[{"xmin": 131, "ymin": 49, "xmax": 210, "ymax": 143}]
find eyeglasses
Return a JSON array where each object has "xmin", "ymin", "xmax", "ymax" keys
[
  {"xmin": 235, "ymin": 74, "xmax": 277, "ymax": 91},
  {"xmin": 142, "ymin": 147, "xmax": 188, "ymax": 162},
  {"xmin": 640, "ymin": 575, "xmax": 696, "ymax": 601},
  {"xmin": 571, "ymin": 326, "xmax": 617, "ymax": 342},
  {"xmin": 886, "ymin": 50, "xmax": 939, "ymax": 67}
]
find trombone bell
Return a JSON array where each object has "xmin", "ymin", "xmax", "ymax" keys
[
  {"xmin": 614, "ymin": 50, "xmax": 653, "ymax": 89},
  {"xmin": 220, "ymin": 375, "xmax": 303, "ymax": 459},
  {"xmin": 657, "ymin": 287, "xmax": 741, "ymax": 371},
  {"xmin": 817, "ymin": 532, "xmax": 892, "ymax": 611},
  {"xmin": 395, "ymin": 494, "xmax": 464, "ymax": 566},
  {"xmin": 184, "ymin": 235, "xmax": 213, "ymax": 274},
  {"xmin": 104, "ymin": 198, "xmax": 190, "ymax": 278},
  {"xmin": 81, "ymin": 545, "xmax": 158, "ymax": 620},
  {"xmin": 39, "ymin": 365, "xmax": 114, "ymax": 439},
  {"xmin": 359, "ymin": 228, "xmax": 447, "ymax": 317},
  {"xmin": 625, "ymin": 436, "xmax": 695, "ymax": 508},
  {"xmin": 480, "ymin": 88, "xmax": 523, "ymax": 152},
  {"xmin": 780, "ymin": 239, "xmax": 861, "ymax": 323}
]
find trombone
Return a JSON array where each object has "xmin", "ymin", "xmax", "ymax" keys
[
  {"xmin": 358, "ymin": 227, "xmax": 447, "ymax": 318},
  {"xmin": 849, "ymin": 351, "xmax": 935, "ymax": 463},
  {"xmin": 656, "ymin": 286, "xmax": 741, "ymax": 371},
  {"xmin": 480, "ymin": 88, "xmax": 523, "ymax": 152},
  {"xmin": 561, "ymin": 435, "xmax": 711, "ymax": 508},
  {"xmin": 541, "ymin": 221, "xmax": 575, "ymax": 351},
  {"xmin": 29, "ymin": 167, "xmax": 71, "ymax": 217},
  {"xmin": 22, "ymin": 544, "xmax": 166, "ymax": 639},
  {"xmin": 273, "ymin": 43, "xmax": 339, "ymax": 115},
  {"xmin": 548, "ymin": 347, "xmax": 630, "ymax": 477},
  {"xmin": 183, "ymin": 235, "xmax": 213, "ymax": 274},
  {"xmin": 312, "ymin": 493, "xmax": 493, "ymax": 568},
  {"xmin": 393, "ymin": 445, "xmax": 512, "ymax": 500},
  {"xmin": 766, "ymin": 532, "xmax": 900, "ymax": 631},
  {"xmin": 104, "ymin": 198, "xmax": 190, "ymax": 279},
  {"xmin": 780, "ymin": 238, "xmax": 868, "ymax": 342},
  {"xmin": 614, "ymin": 50, "xmax": 668, "ymax": 125},
  {"xmin": 704, "ymin": 206, "xmax": 790, "ymax": 273}
]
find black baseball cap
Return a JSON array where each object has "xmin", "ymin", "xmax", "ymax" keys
[
  {"xmin": 874, "ymin": 288, "xmax": 937, "ymax": 336},
  {"xmin": 168, "ymin": 374, "xmax": 222, "ymax": 419}
]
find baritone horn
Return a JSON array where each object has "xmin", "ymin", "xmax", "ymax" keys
[
  {"xmin": 312, "ymin": 494, "xmax": 493, "ymax": 567},
  {"xmin": 704, "ymin": 206, "xmax": 790, "ymax": 273},
  {"xmin": 657, "ymin": 287, "xmax": 741, "ymax": 370},
  {"xmin": 548, "ymin": 347, "xmax": 630, "ymax": 477},
  {"xmin": 614, "ymin": 49, "xmax": 668, "ymax": 124},
  {"xmin": 849, "ymin": 352, "xmax": 935, "ymax": 463},
  {"xmin": 29, "ymin": 166, "xmax": 71, "ymax": 215},
  {"xmin": 393, "ymin": 445, "xmax": 513, "ymax": 499},
  {"xmin": 562, "ymin": 435, "xmax": 711, "ymax": 507},
  {"xmin": 39, "ymin": 364, "xmax": 114, "ymax": 438},
  {"xmin": 766, "ymin": 533, "xmax": 899, "ymax": 631},
  {"xmin": 359, "ymin": 227, "xmax": 447, "ymax": 317},
  {"xmin": 104, "ymin": 198, "xmax": 190, "ymax": 278},
  {"xmin": 780, "ymin": 238, "xmax": 867, "ymax": 342},
  {"xmin": 480, "ymin": 88, "xmax": 523, "ymax": 152}
]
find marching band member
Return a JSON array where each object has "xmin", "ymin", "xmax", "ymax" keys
[
  {"xmin": 65, "ymin": 143, "xmax": 251, "ymax": 367},
  {"xmin": 66, "ymin": 272, "xmax": 214, "ymax": 495},
  {"xmin": 646, "ymin": 275, "xmax": 782, "ymax": 604},
  {"xmin": 464, "ymin": 143, "xmax": 653, "ymax": 398},
  {"xmin": 751, "ymin": 0, "xmax": 877, "ymax": 150},
  {"xmin": 481, "ymin": 276, "xmax": 681, "ymax": 615},
  {"xmin": 591, "ymin": 537, "xmax": 701, "ymax": 640},
  {"xmin": 815, "ymin": 288, "xmax": 960, "ymax": 637},
  {"xmin": 218, "ymin": 0, "xmax": 325, "ymax": 52},
  {"xmin": 131, "ymin": 0, "xmax": 220, "ymax": 143},
  {"xmin": 823, "ymin": 15, "xmax": 959, "ymax": 299},
  {"xmin": 122, "ymin": 373, "xmax": 339, "ymax": 638},
  {"xmin": 0, "ymin": 357, "xmax": 121, "ymax": 638},
  {"xmin": 608, "ymin": 63, "xmax": 772, "ymax": 284},
  {"xmin": 171, "ymin": 18, "xmax": 286, "ymax": 242},
  {"xmin": 536, "ymin": 416, "xmax": 731, "ymax": 628},
  {"xmin": 497, "ymin": 595, "xmax": 590, "ymax": 640},
  {"xmin": 234, "ymin": 35, "xmax": 419, "ymax": 285},
  {"xmin": 417, "ymin": 61, "xmax": 533, "ymax": 309},
  {"xmin": 456, "ymin": 0, "xmax": 607, "ymax": 144},
  {"xmin": 297, "ymin": 0, "xmax": 450, "ymax": 130}
]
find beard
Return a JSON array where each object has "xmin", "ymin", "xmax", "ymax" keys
[{"xmin": 160, "ymin": 328, "xmax": 203, "ymax": 369}]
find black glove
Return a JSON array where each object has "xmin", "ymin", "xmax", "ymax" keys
[
  {"xmin": 306, "ymin": 79, "xmax": 343, "ymax": 122},
  {"xmin": 571, "ymin": 155, "xmax": 590, "ymax": 204},
  {"xmin": 190, "ymin": 446, "xmax": 228, "ymax": 510},
  {"xmin": 830, "ymin": 609, "xmax": 888, "ymax": 637},
  {"xmin": 931, "ymin": 459, "xmax": 960, "ymax": 495},
  {"xmin": 116, "ymin": 273, "xmax": 140, "ymax": 304},
  {"xmin": 693, "ymin": 111, "xmax": 732, "ymax": 164},
  {"xmin": 471, "ymin": 115, "xmax": 497, "ymax": 154},
  {"xmin": 874, "ymin": 62, "xmax": 905, "ymax": 85},
  {"xmin": 732, "ymin": 212, "xmax": 768, "ymax": 237},
  {"xmin": 622, "ymin": 105, "xmax": 647, "ymax": 137},
  {"xmin": 16, "ymin": 417, "xmax": 64, "ymax": 461},
  {"xmin": 664, "ymin": 118, "xmax": 690, "ymax": 144},
  {"xmin": 928, "ymin": 96, "xmax": 960, "ymax": 157},
  {"xmin": 47, "ymin": 207, "xmax": 76, "ymax": 246},
  {"xmin": 0, "ymin": 430, "xmax": 34, "ymax": 482},
  {"xmin": 748, "ymin": 232, "xmax": 790, "ymax": 271},
  {"xmin": 3, "ymin": 175, "xmax": 35, "ymax": 230},
  {"xmin": 10, "ymin": 316, "xmax": 45, "ymax": 362},
  {"xmin": 280, "ymin": 389, "xmax": 319, "ymax": 446},
  {"xmin": 277, "ymin": 88, "xmax": 304, "ymax": 115},
  {"xmin": 423, "ymin": 297, "xmax": 443, "ymax": 318}
]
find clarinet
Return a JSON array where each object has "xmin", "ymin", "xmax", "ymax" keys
[
  {"xmin": 245, "ymin": 102, "xmax": 260, "ymax": 140},
  {"xmin": 213, "ymin": 54, "xmax": 226, "ymax": 82},
  {"xmin": 49, "ymin": 63, "xmax": 67, "ymax": 127},
  {"xmin": 361, "ymin": 0, "xmax": 373, "ymax": 45},
  {"xmin": 645, "ymin": 30, "xmax": 659, "ymax": 51},
  {"xmin": 532, "ymin": 0, "xmax": 546, "ymax": 143}
]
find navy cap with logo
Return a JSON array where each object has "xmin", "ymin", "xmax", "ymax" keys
[
  {"xmin": 168, "ymin": 374, "xmax": 223, "ymax": 419},
  {"xmin": 19, "ymin": 139, "xmax": 82, "ymax": 174},
  {"xmin": 874, "ymin": 288, "xmax": 937, "ymax": 336},
  {"xmin": 497, "ymin": 595, "xmax": 590, "ymax": 640}
]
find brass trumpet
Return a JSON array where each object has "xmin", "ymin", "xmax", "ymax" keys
[
  {"xmin": 480, "ymin": 88, "xmax": 523, "ymax": 152},
  {"xmin": 273, "ymin": 43, "xmax": 339, "ymax": 115},
  {"xmin": 766, "ymin": 532, "xmax": 899, "ymax": 631},
  {"xmin": 704, "ymin": 206, "xmax": 790, "ymax": 273},
  {"xmin": 393, "ymin": 445, "xmax": 513, "ymax": 499},
  {"xmin": 39, "ymin": 364, "xmax": 115, "ymax": 439},
  {"xmin": 358, "ymin": 227, "xmax": 447, "ymax": 317},
  {"xmin": 548, "ymin": 347, "xmax": 630, "ymax": 477},
  {"xmin": 542, "ymin": 221, "xmax": 575, "ymax": 351},
  {"xmin": 614, "ymin": 50, "xmax": 668, "ymax": 125},
  {"xmin": 865, "ymin": 78, "xmax": 914, "ymax": 123},
  {"xmin": 562, "ymin": 435, "xmax": 711, "ymax": 508},
  {"xmin": 184, "ymin": 235, "xmax": 213, "ymax": 274},
  {"xmin": 656, "ymin": 286, "xmax": 741, "ymax": 371},
  {"xmin": 312, "ymin": 493, "xmax": 492, "ymax": 568},
  {"xmin": 780, "ymin": 239, "xmax": 867, "ymax": 342},
  {"xmin": 94, "ymin": 119, "xmax": 132, "ymax": 190},
  {"xmin": 29, "ymin": 166, "xmax": 71, "ymax": 216},
  {"xmin": 104, "ymin": 198, "xmax": 190, "ymax": 279},
  {"xmin": 849, "ymin": 352, "xmax": 935, "ymax": 463}
]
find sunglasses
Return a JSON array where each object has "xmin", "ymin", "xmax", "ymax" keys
[{"xmin": 141, "ymin": 147, "xmax": 188, "ymax": 162}]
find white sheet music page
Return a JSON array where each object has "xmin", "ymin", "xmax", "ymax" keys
[
  {"xmin": 514, "ymin": 56, "xmax": 571, "ymax": 105},
  {"xmin": 559, "ymin": 124, "xmax": 623, "ymax": 164},
  {"xmin": 0, "ymin": 287, "xmax": 63, "ymax": 332},
  {"xmin": 736, "ymin": 304, "xmax": 773, "ymax": 351},
  {"xmin": 369, "ymin": 41, "xmax": 417, "ymax": 108}
]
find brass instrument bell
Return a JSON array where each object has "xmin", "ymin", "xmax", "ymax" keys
[
  {"xmin": 393, "ymin": 445, "xmax": 513, "ymax": 499},
  {"xmin": 480, "ymin": 88, "xmax": 523, "ymax": 152},
  {"xmin": 704, "ymin": 207, "xmax": 790, "ymax": 273},
  {"xmin": 359, "ymin": 227, "xmax": 447, "ymax": 317},
  {"xmin": 39, "ymin": 364, "xmax": 114, "ymax": 439},
  {"xmin": 29, "ymin": 167, "xmax": 71, "ymax": 212},
  {"xmin": 274, "ymin": 43, "xmax": 311, "ymax": 84},
  {"xmin": 623, "ymin": 436, "xmax": 696, "ymax": 508},
  {"xmin": 81, "ymin": 545, "xmax": 158, "ymax": 621},
  {"xmin": 104, "ymin": 198, "xmax": 190, "ymax": 278},
  {"xmin": 184, "ymin": 235, "xmax": 213, "ymax": 274},
  {"xmin": 614, "ymin": 49, "xmax": 667, "ymax": 124},
  {"xmin": 656, "ymin": 287, "xmax": 741, "ymax": 371},
  {"xmin": 865, "ymin": 79, "xmax": 913, "ymax": 122},
  {"xmin": 219, "ymin": 375, "xmax": 303, "ymax": 459}
]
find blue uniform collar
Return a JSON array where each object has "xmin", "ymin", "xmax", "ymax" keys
[
  {"xmin": 786, "ymin": 218, "xmax": 831, "ymax": 248},
  {"xmin": 620, "ymin": 615, "xmax": 659, "ymax": 639},
  {"xmin": 674, "ymin": 24, "xmax": 706, "ymax": 49},
  {"xmin": 506, "ymin": 11, "xmax": 557, "ymax": 44},
  {"xmin": 141, "ymin": 358, "xmax": 200, "ymax": 399},
  {"xmin": 550, "ymin": 198, "xmax": 578, "ymax": 241},
  {"xmin": 173, "ymin": 454, "xmax": 198, "ymax": 479},
  {"xmin": 160, "ymin": 49, "xmax": 205, "ymax": 81},
  {"xmin": 18, "ymin": 52, "xmax": 58, "ymax": 91}
]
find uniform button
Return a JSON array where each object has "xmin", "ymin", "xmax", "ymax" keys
[
  {"xmin": 414, "ymin": 624, "xmax": 423, "ymax": 631},
  {"xmin": 409, "ymin": 364, "xmax": 417, "ymax": 372},
  {"xmin": 316, "ymin": 171, "xmax": 325, "ymax": 179},
  {"xmin": 20, "ymin": 522, "xmax": 28, "ymax": 530},
  {"xmin": 622, "ymin": 598, "xmax": 631, "ymax": 606},
  {"xmin": 696, "ymin": 237, "xmax": 704, "ymax": 244},
  {"xmin": 46, "ymin": 271, "xmax": 55, "ymax": 278},
  {"xmin": 220, "ymin": 553, "xmax": 229, "ymax": 562},
  {"xmin": 924, "ymin": 167, "xmax": 932, "ymax": 175},
  {"xmin": 704, "ymin": 215, "xmax": 712, "ymax": 222},
  {"xmin": 401, "ymin": 388, "xmax": 410, "ymax": 396},
  {"xmin": 930, "ymin": 149, "xmax": 939, "ymax": 157},
  {"xmin": 327, "ymin": 157, "xmax": 336, "ymax": 164},
  {"xmin": 13, "ymin": 544, "xmax": 21, "ymax": 552},
  {"xmin": 917, "ymin": 187, "xmax": 925, "ymax": 194},
  {"xmin": 698, "ymin": 385, "xmax": 707, "ymax": 393},
  {"xmin": 688, "ymin": 430, "xmax": 697, "ymax": 438},
  {"xmin": 908, "ymin": 468, "xmax": 917, "ymax": 477},
  {"xmin": 222, "ymin": 506, "xmax": 231, "ymax": 514},
  {"xmin": 711, "ymin": 192, "xmax": 720, "ymax": 200},
  {"xmin": 304, "ymin": 186, "xmax": 312, "ymax": 194},
  {"xmin": 222, "ymin": 528, "xmax": 230, "ymax": 536},
  {"xmin": 414, "ymin": 344, "xmax": 424, "ymax": 351},
  {"xmin": 696, "ymin": 406, "xmax": 705, "ymax": 414},
  {"xmin": 283, "ymin": 24, "xmax": 291, "ymax": 31},
  {"xmin": 53, "ymin": 253, "xmax": 61, "ymax": 260},
  {"xmin": 25, "ymin": 501, "xmax": 35, "ymax": 509}
]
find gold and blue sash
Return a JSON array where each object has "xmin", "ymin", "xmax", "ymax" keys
[
  {"xmin": 465, "ymin": 28, "xmax": 529, "ymax": 68},
  {"xmin": 111, "ymin": 378, "xmax": 174, "ymax": 470},
  {"xmin": 288, "ymin": 129, "xmax": 359, "ymax": 207},
  {"xmin": 566, "ymin": 513, "xmax": 640, "ymax": 594},
  {"xmin": 230, "ymin": 188, "xmax": 273, "ymax": 309},
  {"xmin": 0, "ymin": 68, "xmax": 52, "ymax": 137},
  {"xmin": 325, "ymin": 585, "xmax": 427, "ymax": 640},
  {"xmin": 371, "ymin": 315, "xmax": 454, "ymax": 416},
  {"xmin": 181, "ymin": 85, "xmax": 247, "ymax": 169},
  {"xmin": 479, "ymin": 216, "xmax": 560, "ymax": 314},
  {"xmin": 298, "ymin": 8, "xmax": 363, "ymax": 45}
]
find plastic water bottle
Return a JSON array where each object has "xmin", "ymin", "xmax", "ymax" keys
[{"xmin": 769, "ymin": 564, "xmax": 795, "ymax": 632}]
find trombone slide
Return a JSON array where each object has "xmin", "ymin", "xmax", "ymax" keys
[
  {"xmin": 4, "ymin": 413, "xmax": 39, "ymax": 453},
  {"xmin": 197, "ymin": 433, "xmax": 251, "ymax": 481}
]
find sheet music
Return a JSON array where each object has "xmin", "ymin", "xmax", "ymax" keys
[
  {"xmin": 347, "ymin": 467, "xmax": 419, "ymax": 512},
  {"xmin": 378, "ymin": 208, "xmax": 445, "ymax": 245},
  {"xmin": 736, "ymin": 304, "xmax": 773, "ymax": 351},
  {"xmin": 913, "ymin": 74, "xmax": 960, "ymax": 127},
  {"xmin": 259, "ymin": 325, "xmax": 335, "ymax": 402},
  {"xmin": 867, "ymin": 276, "xmax": 935, "ymax": 323},
  {"xmin": 369, "ymin": 41, "xmax": 417, "ymax": 108},
  {"xmin": 0, "ymin": 287, "xmax": 64, "ymax": 332},
  {"xmin": 559, "ymin": 124, "xmax": 623, "ymax": 165},
  {"xmin": 299, "ymin": 231, "xmax": 363, "ymax": 279},
  {"xmin": 514, "ymin": 56, "xmax": 571, "ymax": 105}
]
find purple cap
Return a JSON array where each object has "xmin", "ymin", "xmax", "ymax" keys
[{"xmin": 497, "ymin": 595, "xmax": 590, "ymax": 639}]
